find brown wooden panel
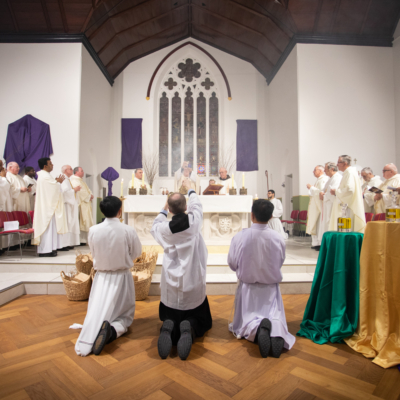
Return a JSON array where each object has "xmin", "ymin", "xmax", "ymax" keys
[{"xmin": 334, "ymin": 0, "xmax": 370, "ymax": 35}]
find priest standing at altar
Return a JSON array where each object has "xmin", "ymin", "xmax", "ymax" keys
[
  {"xmin": 33, "ymin": 158, "xmax": 68, "ymax": 257},
  {"xmin": 6, "ymin": 162, "xmax": 32, "ymax": 212},
  {"xmin": 216, "ymin": 167, "xmax": 237, "ymax": 195},
  {"xmin": 58, "ymin": 165, "xmax": 81, "ymax": 250},
  {"xmin": 23, "ymin": 167, "xmax": 37, "ymax": 211},
  {"xmin": 128, "ymin": 168, "xmax": 151, "ymax": 194},
  {"xmin": 70, "ymin": 167, "xmax": 94, "ymax": 244},
  {"xmin": 306, "ymin": 165, "xmax": 329, "ymax": 250},
  {"xmin": 174, "ymin": 161, "xmax": 198, "ymax": 194},
  {"xmin": 329, "ymin": 155, "xmax": 366, "ymax": 233}
]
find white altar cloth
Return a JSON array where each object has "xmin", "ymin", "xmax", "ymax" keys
[{"xmin": 124, "ymin": 195, "xmax": 253, "ymax": 245}]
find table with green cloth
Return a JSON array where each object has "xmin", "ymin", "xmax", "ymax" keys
[
  {"xmin": 345, "ymin": 222, "xmax": 400, "ymax": 368},
  {"xmin": 297, "ymin": 231, "xmax": 363, "ymax": 344}
]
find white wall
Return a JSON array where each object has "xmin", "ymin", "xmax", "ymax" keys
[
  {"xmin": 111, "ymin": 38, "xmax": 269, "ymax": 197},
  {"xmin": 79, "ymin": 46, "xmax": 113, "ymax": 220},
  {"xmin": 0, "ymin": 43, "xmax": 82, "ymax": 170},
  {"xmin": 297, "ymin": 44, "xmax": 396, "ymax": 194}
]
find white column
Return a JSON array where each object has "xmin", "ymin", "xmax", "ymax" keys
[
  {"xmin": 193, "ymin": 92, "xmax": 197, "ymax": 174},
  {"xmin": 206, "ymin": 94, "xmax": 210, "ymax": 178},
  {"xmin": 168, "ymin": 95, "xmax": 172, "ymax": 178}
]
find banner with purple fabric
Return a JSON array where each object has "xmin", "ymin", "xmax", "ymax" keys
[
  {"xmin": 121, "ymin": 118, "xmax": 142, "ymax": 169},
  {"xmin": 236, "ymin": 120, "xmax": 258, "ymax": 172},
  {"xmin": 101, "ymin": 167, "xmax": 119, "ymax": 196},
  {"xmin": 3, "ymin": 114, "xmax": 53, "ymax": 173}
]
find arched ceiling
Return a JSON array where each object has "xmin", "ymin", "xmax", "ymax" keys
[{"xmin": 1, "ymin": 0, "xmax": 399, "ymax": 85}]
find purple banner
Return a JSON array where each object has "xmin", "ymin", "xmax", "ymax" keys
[
  {"xmin": 236, "ymin": 120, "xmax": 258, "ymax": 172},
  {"xmin": 3, "ymin": 114, "xmax": 53, "ymax": 173},
  {"xmin": 121, "ymin": 118, "xmax": 142, "ymax": 169}
]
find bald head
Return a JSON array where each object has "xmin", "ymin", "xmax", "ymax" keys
[
  {"xmin": 62, "ymin": 165, "xmax": 73, "ymax": 177},
  {"xmin": 7, "ymin": 162, "xmax": 19, "ymax": 175},
  {"xmin": 167, "ymin": 193, "xmax": 187, "ymax": 215},
  {"xmin": 313, "ymin": 165, "xmax": 324, "ymax": 178},
  {"xmin": 383, "ymin": 163, "xmax": 398, "ymax": 179},
  {"xmin": 219, "ymin": 167, "xmax": 228, "ymax": 180}
]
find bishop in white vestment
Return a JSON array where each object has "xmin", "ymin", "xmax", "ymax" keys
[
  {"xmin": 216, "ymin": 167, "xmax": 237, "ymax": 195},
  {"xmin": 6, "ymin": 162, "xmax": 32, "ymax": 212},
  {"xmin": 174, "ymin": 161, "xmax": 198, "ymax": 194},
  {"xmin": 23, "ymin": 167, "xmax": 37, "ymax": 211},
  {"xmin": 33, "ymin": 158, "xmax": 68, "ymax": 257},
  {"xmin": 364, "ymin": 164, "xmax": 400, "ymax": 214},
  {"xmin": 70, "ymin": 167, "xmax": 94, "ymax": 243},
  {"xmin": 360, "ymin": 168, "xmax": 382, "ymax": 214},
  {"xmin": 329, "ymin": 156, "xmax": 366, "ymax": 233},
  {"xmin": 267, "ymin": 190, "xmax": 287, "ymax": 240},
  {"xmin": 151, "ymin": 183, "xmax": 211, "ymax": 360},
  {"xmin": 318, "ymin": 162, "xmax": 342, "ymax": 243},
  {"xmin": 75, "ymin": 196, "xmax": 142, "ymax": 356},
  {"xmin": 228, "ymin": 199, "xmax": 295, "ymax": 358},
  {"xmin": 306, "ymin": 166, "xmax": 329, "ymax": 248},
  {"xmin": 58, "ymin": 165, "xmax": 81, "ymax": 249}
]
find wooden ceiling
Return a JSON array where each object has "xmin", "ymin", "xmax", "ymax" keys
[{"xmin": 1, "ymin": 0, "xmax": 400, "ymax": 85}]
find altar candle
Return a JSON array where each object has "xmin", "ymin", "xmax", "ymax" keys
[
  {"xmin": 242, "ymin": 173, "xmax": 245, "ymax": 188},
  {"xmin": 131, "ymin": 172, "xmax": 134, "ymax": 188},
  {"xmin": 142, "ymin": 172, "xmax": 144, "ymax": 187},
  {"xmin": 232, "ymin": 173, "xmax": 234, "ymax": 188},
  {"xmin": 121, "ymin": 179, "xmax": 123, "ymax": 197},
  {"xmin": 255, "ymin": 194, "xmax": 258, "ymax": 200}
]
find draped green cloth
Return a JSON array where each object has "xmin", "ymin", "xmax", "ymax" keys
[{"xmin": 297, "ymin": 231, "xmax": 363, "ymax": 344}]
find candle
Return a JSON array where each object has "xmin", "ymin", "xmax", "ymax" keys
[
  {"xmin": 255, "ymin": 194, "xmax": 258, "ymax": 200},
  {"xmin": 131, "ymin": 172, "xmax": 134, "ymax": 188},
  {"xmin": 232, "ymin": 173, "xmax": 234, "ymax": 188},
  {"xmin": 242, "ymin": 173, "xmax": 245, "ymax": 188},
  {"xmin": 121, "ymin": 179, "xmax": 123, "ymax": 197},
  {"xmin": 142, "ymin": 172, "xmax": 144, "ymax": 187}
]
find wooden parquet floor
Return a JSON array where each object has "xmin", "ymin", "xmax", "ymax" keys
[{"xmin": 0, "ymin": 295, "xmax": 399, "ymax": 400}]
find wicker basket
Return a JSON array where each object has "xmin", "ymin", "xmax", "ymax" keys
[
  {"xmin": 133, "ymin": 252, "xmax": 157, "ymax": 274},
  {"xmin": 132, "ymin": 270, "xmax": 152, "ymax": 301},
  {"xmin": 76, "ymin": 253, "xmax": 93, "ymax": 275},
  {"xmin": 61, "ymin": 271, "xmax": 92, "ymax": 301}
]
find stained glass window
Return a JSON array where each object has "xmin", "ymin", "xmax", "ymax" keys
[
  {"xmin": 171, "ymin": 92, "xmax": 181, "ymax": 174},
  {"xmin": 209, "ymin": 92, "xmax": 219, "ymax": 176},
  {"xmin": 197, "ymin": 92, "xmax": 206, "ymax": 176},
  {"xmin": 184, "ymin": 88, "xmax": 193, "ymax": 166},
  {"xmin": 159, "ymin": 92, "xmax": 168, "ymax": 177}
]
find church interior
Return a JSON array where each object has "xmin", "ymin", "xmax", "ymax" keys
[{"xmin": 0, "ymin": 0, "xmax": 400, "ymax": 399}]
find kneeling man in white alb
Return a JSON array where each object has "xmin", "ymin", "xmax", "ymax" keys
[{"xmin": 75, "ymin": 196, "xmax": 142, "ymax": 356}]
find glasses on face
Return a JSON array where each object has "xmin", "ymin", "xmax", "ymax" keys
[
  {"xmin": 383, "ymin": 170, "xmax": 391, "ymax": 173},
  {"xmin": 337, "ymin": 161, "xmax": 345, "ymax": 164}
]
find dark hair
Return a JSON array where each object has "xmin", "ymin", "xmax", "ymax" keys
[
  {"xmin": 73, "ymin": 166, "xmax": 81, "ymax": 174},
  {"xmin": 100, "ymin": 196, "xmax": 122, "ymax": 218},
  {"xmin": 25, "ymin": 166, "xmax": 34, "ymax": 173},
  {"xmin": 38, "ymin": 158, "xmax": 51, "ymax": 170},
  {"xmin": 268, "ymin": 189, "xmax": 275, "ymax": 195},
  {"xmin": 168, "ymin": 193, "xmax": 186, "ymax": 214},
  {"xmin": 252, "ymin": 199, "xmax": 274, "ymax": 222}
]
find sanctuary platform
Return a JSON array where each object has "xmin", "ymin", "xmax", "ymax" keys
[{"xmin": 0, "ymin": 238, "xmax": 317, "ymax": 306}]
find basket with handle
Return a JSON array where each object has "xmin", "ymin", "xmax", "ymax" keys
[
  {"xmin": 131, "ymin": 270, "xmax": 152, "ymax": 301},
  {"xmin": 75, "ymin": 252, "xmax": 93, "ymax": 275},
  {"xmin": 133, "ymin": 251, "xmax": 158, "ymax": 274},
  {"xmin": 61, "ymin": 271, "xmax": 92, "ymax": 301}
]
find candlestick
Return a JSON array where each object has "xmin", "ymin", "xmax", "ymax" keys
[
  {"xmin": 242, "ymin": 173, "xmax": 245, "ymax": 188},
  {"xmin": 232, "ymin": 173, "xmax": 234, "ymax": 188},
  {"xmin": 121, "ymin": 179, "xmax": 123, "ymax": 197},
  {"xmin": 131, "ymin": 172, "xmax": 134, "ymax": 188}
]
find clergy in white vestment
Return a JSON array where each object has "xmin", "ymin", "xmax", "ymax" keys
[
  {"xmin": 174, "ymin": 161, "xmax": 198, "ymax": 194},
  {"xmin": 216, "ymin": 167, "xmax": 237, "ymax": 195},
  {"xmin": 6, "ymin": 162, "xmax": 32, "ymax": 212},
  {"xmin": 329, "ymin": 155, "xmax": 366, "ymax": 233},
  {"xmin": 317, "ymin": 162, "xmax": 342, "ymax": 243},
  {"xmin": 23, "ymin": 167, "xmax": 37, "ymax": 211},
  {"xmin": 151, "ymin": 180, "xmax": 211, "ymax": 360},
  {"xmin": 267, "ymin": 189, "xmax": 288, "ymax": 240},
  {"xmin": 306, "ymin": 165, "xmax": 329, "ymax": 249},
  {"xmin": 360, "ymin": 167, "xmax": 382, "ymax": 214},
  {"xmin": 33, "ymin": 158, "xmax": 68, "ymax": 257},
  {"xmin": 70, "ymin": 167, "xmax": 94, "ymax": 244},
  {"xmin": 128, "ymin": 168, "xmax": 151, "ymax": 195},
  {"xmin": 0, "ymin": 161, "xmax": 13, "ymax": 212},
  {"xmin": 57, "ymin": 165, "xmax": 81, "ymax": 250},
  {"xmin": 364, "ymin": 164, "xmax": 400, "ymax": 214},
  {"xmin": 228, "ymin": 199, "xmax": 295, "ymax": 358},
  {"xmin": 75, "ymin": 196, "xmax": 142, "ymax": 357}
]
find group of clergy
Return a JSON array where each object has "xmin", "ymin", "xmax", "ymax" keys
[
  {"xmin": 0, "ymin": 157, "xmax": 95, "ymax": 257},
  {"xmin": 306, "ymin": 155, "xmax": 400, "ymax": 250},
  {"xmin": 75, "ymin": 179, "xmax": 294, "ymax": 361}
]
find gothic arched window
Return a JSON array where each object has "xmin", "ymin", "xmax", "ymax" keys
[{"xmin": 158, "ymin": 57, "xmax": 219, "ymax": 177}]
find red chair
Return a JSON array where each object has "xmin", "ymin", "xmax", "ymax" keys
[
  {"xmin": 0, "ymin": 211, "xmax": 34, "ymax": 259},
  {"xmin": 298, "ymin": 210, "xmax": 308, "ymax": 226},
  {"xmin": 28, "ymin": 210, "xmax": 34, "ymax": 224},
  {"xmin": 365, "ymin": 213, "xmax": 374, "ymax": 223},
  {"xmin": 13, "ymin": 211, "xmax": 30, "ymax": 227},
  {"xmin": 375, "ymin": 213, "xmax": 386, "ymax": 221},
  {"xmin": 282, "ymin": 210, "xmax": 300, "ymax": 236}
]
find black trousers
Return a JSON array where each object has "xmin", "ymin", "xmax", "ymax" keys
[{"xmin": 159, "ymin": 296, "xmax": 213, "ymax": 345}]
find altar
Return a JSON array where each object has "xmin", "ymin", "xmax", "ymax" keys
[{"xmin": 124, "ymin": 195, "xmax": 253, "ymax": 245}]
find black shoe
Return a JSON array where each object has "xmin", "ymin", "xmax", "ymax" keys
[
  {"xmin": 270, "ymin": 337, "xmax": 284, "ymax": 358},
  {"xmin": 158, "ymin": 320, "xmax": 174, "ymax": 359},
  {"xmin": 80, "ymin": 243, "xmax": 87, "ymax": 246},
  {"xmin": 257, "ymin": 318, "xmax": 271, "ymax": 358},
  {"xmin": 314, "ymin": 246, "xmax": 321, "ymax": 251},
  {"xmin": 57, "ymin": 247, "xmax": 70, "ymax": 251},
  {"xmin": 67, "ymin": 246, "xmax": 75, "ymax": 250},
  {"xmin": 93, "ymin": 321, "xmax": 112, "ymax": 356},
  {"xmin": 177, "ymin": 320, "xmax": 193, "ymax": 360},
  {"xmin": 39, "ymin": 252, "xmax": 57, "ymax": 257}
]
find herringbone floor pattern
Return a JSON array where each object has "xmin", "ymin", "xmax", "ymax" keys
[{"xmin": 0, "ymin": 294, "xmax": 399, "ymax": 400}]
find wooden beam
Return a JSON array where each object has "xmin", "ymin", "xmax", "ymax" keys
[
  {"xmin": 192, "ymin": 3, "xmax": 282, "ymax": 55},
  {"xmin": 6, "ymin": 0, "xmax": 19, "ymax": 32},
  {"xmin": 105, "ymin": 22, "xmax": 188, "ymax": 68},
  {"xmin": 41, "ymin": 0, "xmax": 52, "ymax": 33},
  {"xmin": 360, "ymin": 0, "xmax": 372, "ymax": 35},
  {"xmin": 58, "ymin": 0, "xmax": 69, "ymax": 33},
  {"xmin": 312, "ymin": 0, "xmax": 323, "ymax": 34},
  {"xmin": 188, "ymin": 0, "xmax": 192, "ymax": 37},
  {"xmin": 98, "ymin": 4, "xmax": 188, "ymax": 56},
  {"xmin": 330, "ymin": 0, "xmax": 341, "ymax": 33},
  {"xmin": 81, "ymin": 6, "xmax": 95, "ymax": 33}
]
